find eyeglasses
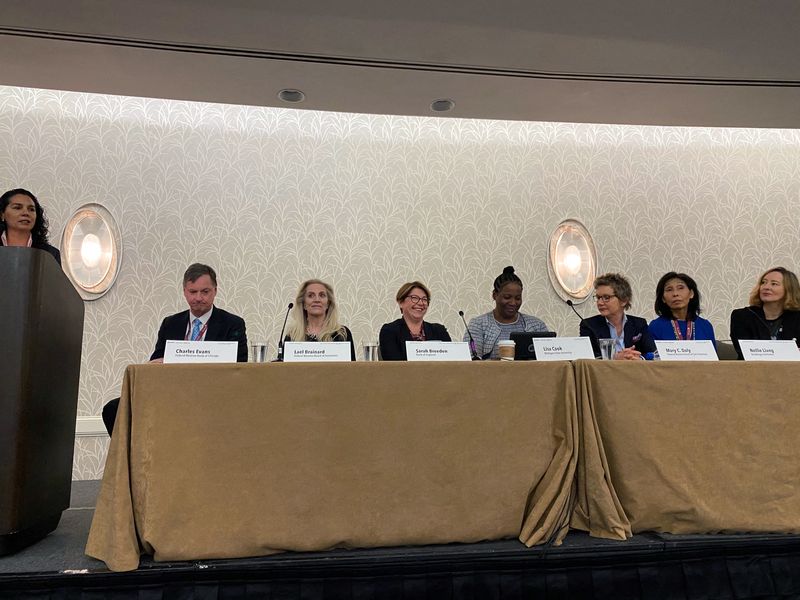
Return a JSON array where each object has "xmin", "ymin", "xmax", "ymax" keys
[
  {"xmin": 407, "ymin": 295, "xmax": 430, "ymax": 305},
  {"xmin": 593, "ymin": 294, "xmax": 617, "ymax": 303}
]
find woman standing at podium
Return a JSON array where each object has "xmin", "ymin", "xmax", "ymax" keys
[
  {"xmin": 730, "ymin": 267, "xmax": 800, "ymax": 359},
  {"xmin": 285, "ymin": 279, "xmax": 357, "ymax": 360},
  {"xmin": 379, "ymin": 281, "xmax": 451, "ymax": 360},
  {"xmin": 0, "ymin": 188, "xmax": 61, "ymax": 265}
]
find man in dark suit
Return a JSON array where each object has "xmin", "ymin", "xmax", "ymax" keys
[{"xmin": 102, "ymin": 263, "xmax": 248, "ymax": 435}]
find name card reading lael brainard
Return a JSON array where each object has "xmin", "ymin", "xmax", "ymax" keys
[
  {"xmin": 164, "ymin": 340, "xmax": 239, "ymax": 363},
  {"xmin": 406, "ymin": 341, "xmax": 472, "ymax": 361},
  {"xmin": 283, "ymin": 341, "xmax": 352, "ymax": 362},
  {"xmin": 739, "ymin": 339, "xmax": 800, "ymax": 361}
]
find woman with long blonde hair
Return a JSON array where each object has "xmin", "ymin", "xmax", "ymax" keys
[{"xmin": 285, "ymin": 279, "xmax": 356, "ymax": 360}]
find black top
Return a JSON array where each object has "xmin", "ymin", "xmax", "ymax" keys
[
  {"xmin": 729, "ymin": 306, "xmax": 800, "ymax": 359},
  {"xmin": 379, "ymin": 318, "xmax": 452, "ymax": 361},
  {"xmin": 150, "ymin": 307, "xmax": 248, "ymax": 362},
  {"xmin": 285, "ymin": 326, "xmax": 357, "ymax": 361},
  {"xmin": 579, "ymin": 314, "xmax": 657, "ymax": 358},
  {"xmin": 1, "ymin": 240, "xmax": 61, "ymax": 266}
]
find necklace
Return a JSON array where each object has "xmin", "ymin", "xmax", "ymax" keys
[{"xmin": 670, "ymin": 319, "xmax": 694, "ymax": 340}]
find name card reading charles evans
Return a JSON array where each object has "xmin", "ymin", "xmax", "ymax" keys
[
  {"xmin": 739, "ymin": 339, "xmax": 800, "ymax": 361},
  {"xmin": 164, "ymin": 340, "xmax": 239, "ymax": 364},
  {"xmin": 530, "ymin": 337, "xmax": 595, "ymax": 361},
  {"xmin": 283, "ymin": 341, "xmax": 352, "ymax": 362},
  {"xmin": 406, "ymin": 341, "xmax": 472, "ymax": 361},
  {"xmin": 654, "ymin": 340, "xmax": 719, "ymax": 361}
]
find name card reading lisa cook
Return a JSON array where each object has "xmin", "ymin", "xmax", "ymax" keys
[
  {"xmin": 531, "ymin": 337, "xmax": 594, "ymax": 361},
  {"xmin": 164, "ymin": 340, "xmax": 239, "ymax": 364},
  {"xmin": 739, "ymin": 339, "xmax": 800, "ymax": 362},
  {"xmin": 283, "ymin": 341, "xmax": 352, "ymax": 362}
]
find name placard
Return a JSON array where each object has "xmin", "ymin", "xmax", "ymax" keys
[
  {"xmin": 655, "ymin": 340, "xmax": 719, "ymax": 361},
  {"xmin": 531, "ymin": 337, "xmax": 595, "ymax": 361},
  {"xmin": 164, "ymin": 340, "xmax": 238, "ymax": 364},
  {"xmin": 406, "ymin": 341, "xmax": 472, "ymax": 361},
  {"xmin": 284, "ymin": 341, "xmax": 352, "ymax": 362},
  {"xmin": 739, "ymin": 339, "xmax": 800, "ymax": 361}
]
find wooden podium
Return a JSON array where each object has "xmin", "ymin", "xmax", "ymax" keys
[{"xmin": 0, "ymin": 248, "xmax": 84, "ymax": 555}]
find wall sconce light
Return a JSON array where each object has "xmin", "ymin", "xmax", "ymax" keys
[
  {"xmin": 60, "ymin": 204, "xmax": 121, "ymax": 300},
  {"xmin": 547, "ymin": 219, "xmax": 597, "ymax": 303}
]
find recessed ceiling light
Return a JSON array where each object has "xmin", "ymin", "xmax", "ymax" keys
[
  {"xmin": 431, "ymin": 99, "xmax": 455, "ymax": 112},
  {"xmin": 278, "ymin": 89, "xmax": 305, "ymax": 103}
]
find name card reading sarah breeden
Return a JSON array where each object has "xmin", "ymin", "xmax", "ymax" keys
[
  {"xmin": 283, "ymin": 341, "xmax": 352, "ymax": 362},
  {"xmin": 406, "ymin": 341, "xmax": 472, "ymax": 361},
  {"xmin": 530, "ymin": 337, "xmax": 595, "ymax": 361},
  {"xmin": 654, "ymin": 340, "xmax": 719, "ymax": 361},
  {"xmin": 164, "ymin": 340, "xmax": 239, "ymax": 364},
  {"xmin": 739, "ymin": 339, "xmax": 800, "ymax": 361}
]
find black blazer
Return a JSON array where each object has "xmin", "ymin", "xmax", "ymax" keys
[
  {"xmin": 150, "ymin": 307, "xmax": 248, "ymax": 362},
  {"xmin": 730, "ymin": 306, "xmax": 800, "ymax": 359},
  {"xmin": 579, "ymin": 314, "xmax": 656, "ymax": 358},
  {"xmin": 379, "ymin": 318, "xmax": 452, "ymax": 361}
]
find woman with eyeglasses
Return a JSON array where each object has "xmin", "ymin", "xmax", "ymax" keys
[
  {"xmin": 648, "ymin": 272, "xmax": 716, "ymax": 345},
  {"xmin": 379, "ymin": 281, "xmax": 451, "ymax": 360},
  {"xmin": 464, "ymin": 266, "xmax": 549, "ymax": 360},
  {"xmin": 580, "ymin": 272, "xmax": 656, "ymax": 360},
  {"xmin": 285, "ymin": 279, "xmax": 356, "ymax": 360},
  {"xmin": 730, "ymin": 267, "xmax": 800, "ymax": 359}
]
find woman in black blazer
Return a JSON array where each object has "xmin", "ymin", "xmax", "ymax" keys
[
  {"xmin": 579, "ymin": 272, "xmax": 656, "ymax": 360},
  {"xmin": 730, "ymin": 267, "xmax": 800, "ymax": 359},
  {"xmin": 0, "ymin": 188, "xmax": 61, "ymax": 265},
  {"xmin": 379, "ymin": 281, "xmax": 451, "ymax": 360}
]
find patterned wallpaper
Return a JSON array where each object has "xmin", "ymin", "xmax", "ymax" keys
[{"xmin": 1, "ymin": 85, "xmax": 798, "ymax": 479}]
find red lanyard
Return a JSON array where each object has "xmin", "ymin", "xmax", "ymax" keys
[
  {"xmin": 185, "ymin": 320, "xmax": 209, "ymax": 341},
  {"xmin": 670, "ymin": 319, "xmax": 694, "ymax": 341}
]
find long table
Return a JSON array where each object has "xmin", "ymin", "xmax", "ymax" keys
[
  {"xmin": 86, "ymin": 362, "xmax": 578, "ymax": 571},
  {"xmin": 87, "ymin": 360, "xmax": 800, "ymax": 572},
  {"xmin": 573, "ymin": 360, "xmax": 800, "ymax": 538}
]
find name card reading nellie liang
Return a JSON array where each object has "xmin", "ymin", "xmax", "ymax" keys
[
  {"xmin": 283, "ymin": 341, "xmax": 352, "ymax": 362},
  {"xmin": 531, "ymin": 337, "xmax": 595, "ymax": 361},
  {"xmin": 406, "ymin": 341, "xmax": 472, "ymax": 361},
  {"xmin": 164, "ymin": 340, "xmax": 239, "ymax": 364},
  {"xmin": 739, "ymin": 339, "xmax": 800, "ymax": 362},
  {"xmin": 654, "ymin": 340, "xmax": 718, "ymax": 361}
]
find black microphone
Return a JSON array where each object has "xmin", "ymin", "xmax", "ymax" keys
[
  {"xmin": 567, "ymin": 299, "xmax": 599, "ymax": 356},
  {"xmin": 459, "ymin": 310, "xmax": 481, "ymax": 361},
  {"xmin": 275, "ymin": 302, "xmax": 294, "ymax": 362},
  {"xmin": 565, "ymin": 299, "xmax": 584, "ymax": 322}
]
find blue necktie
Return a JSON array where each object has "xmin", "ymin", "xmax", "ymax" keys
[{"xmin": 190, "ymin": 318, "xmax": 202, "ymax": 341}]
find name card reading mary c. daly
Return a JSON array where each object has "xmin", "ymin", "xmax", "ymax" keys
[
  {"xmin": 739, "ymin": 339, "xmax": 800, "ymax": 361},
  {"xmin": 283, "ymin": 341, "xmax": 352, "ymax": 362},
  {"xmin": 654, "ymin": 340, "xmax": 719, "ymax": 361},
  {"xmin": 405, "ymin": 341, "xmax": 472, "ymax": 361},
  {"xmin": 164, "ymin": 340, "xmax": 239, "ymax": 364}
]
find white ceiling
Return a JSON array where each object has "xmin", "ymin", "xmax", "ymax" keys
[{"xmin": 1, "ymin": 0, "xmax": 800, "ymax": 127}]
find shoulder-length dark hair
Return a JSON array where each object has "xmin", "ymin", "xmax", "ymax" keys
[
  {"xmin": 0, "ymin": 188, "xmax": 51, "ymax": 246},
  {"xmin": 654, "ymin": 272, "xmax": 702, "ymax": 319}
]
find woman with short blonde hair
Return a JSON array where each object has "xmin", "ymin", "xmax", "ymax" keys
[{"xmin": 379, "ymin": 280, "xmax": 451, "ymax": 360}]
